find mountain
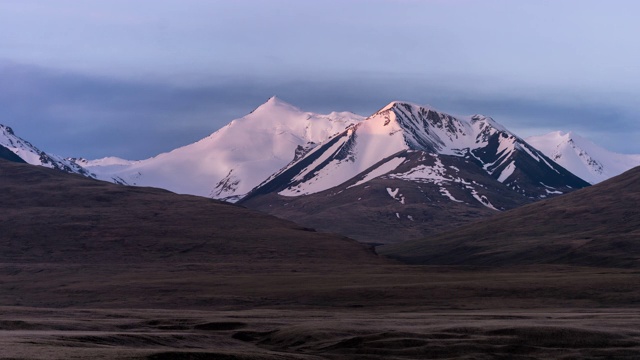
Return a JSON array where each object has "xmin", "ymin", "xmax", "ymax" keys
[
  {"xmin": 0, "ymin": 158, "xmax": 380, "ymax": 268},
  {"xmin": 526, "ymin": 131, "xmax": 640, "ymax": 184},
  {"xmin": 239, "ymin": 101, "xmax": 590, "ymax": 243},
  {"xmin": 0, "ymin": 157, "xmax": 387, "ymax": 312},
  {"xmin": 82, "ymin": 96, "xmax": 363, "ymax": 201},
  {"xmin": 379, "ymin": 165, "xmax": 640, "ymax": 267},
  {"xmin": 0, "ymin": 124, "xmax": 93, "ymax": 176}
]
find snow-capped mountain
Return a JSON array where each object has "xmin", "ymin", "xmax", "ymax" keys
[
  {"xmin": 526, "ymin": 131, "xmax": 640, "ymax": 184},
  {"xmin": 240, "ymin": 101, "xmax": 590, "ymax": 243},
  {"xmin": 244, "ymin": 101, "xmax": 588, "ymax": 201},
  {"xmin": 0, "ymin": 124, "xmax": 93, "ymax": 176},
  {"xmin": 82, "ymin": 96, "xmax": 363, "ymax": 201},
  {"xmin": 2, "ymin": 98, "xmax": 593, "ymax": 244}
]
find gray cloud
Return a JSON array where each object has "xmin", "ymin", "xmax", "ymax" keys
[{"xmin": 1, "ymin": 62, "xmax": 638, "ymax": 160}]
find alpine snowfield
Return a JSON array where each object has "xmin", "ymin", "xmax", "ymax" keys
[
  {"xmin": 527, "ymin": 131, "xmax": 640, "ymax": 184},
  {"xmin": 81, "ymin": 96, "xmax": 363, "ymax": 201}
]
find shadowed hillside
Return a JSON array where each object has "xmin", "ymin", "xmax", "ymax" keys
[
  {"xmin": 380, "ymin": 166, "xmax": 640, "ymax": 267},
  {"xmin": 3, "ymin": 160, "xmax": 640, "ymax": 359},
  {"xmin": 0, "ymin": 144, "xmax": 26, "ymax": 163},
  {"xmin": 0, "ymin": 158, "xmax": 379, "ymax": 267}
]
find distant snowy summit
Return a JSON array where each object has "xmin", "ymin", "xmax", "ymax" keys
[
  {"xmin": 526, "ymin": 131, "xmax": 640, "ymax": 184},
  {"xmin": 0, "ymin": 124, "xmax": 93, "ymax": 177},
  {"xmin": 81, "ymin": 96, "xmax": 364, "ymax": 201}
]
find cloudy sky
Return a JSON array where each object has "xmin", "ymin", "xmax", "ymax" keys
[{"xmin": 1, "ymin": 0, "xmax": 639, "ymax": 159}]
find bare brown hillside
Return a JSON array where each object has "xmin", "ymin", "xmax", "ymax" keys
[{"xmin": 380, "ymin": 166, "xmax": 640, "ymax": 267}]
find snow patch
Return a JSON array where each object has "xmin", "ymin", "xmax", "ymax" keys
[
  {"xmin": 497, "ymin": 161, "xmax": 516, "ymax": 183},
  {"xmin": 348, "ymin": 157, "xmax": 405, "ymax": 188},
  {"xmin": 439, "ymin": 187, "xmax": 463, "ymax": 202},
  {"xmin": 545, "ymin": 188, "xmax": 563, "ymax": 195}
]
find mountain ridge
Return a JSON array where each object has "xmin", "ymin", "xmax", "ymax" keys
[
  {"xmin": 379, "ymin": 165, "xmax": 640, "ymax": 267},
  {"xmin": 526, "ymin": 131, "xmax": 640, "ymax": 184},
  {"xmin": 0, "ymin": 124, "xmax": 93, "ymax": 177},
  {"xmin": 81, "ymin": 96, "xmax": 363, "ymax": 201},
  {"xmin": 243, "ymin": 100, "xmax": 588, "ymax": 201},
  {"xmin": 239, "ymin": 100, "xmax": 589, "ymax": 244}
]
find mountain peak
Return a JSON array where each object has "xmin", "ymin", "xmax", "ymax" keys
[
  {"xmin": 0, "ymin": 123, "xmax": 95, "ymax": 177},
  {"xmin": 266, "ymin": 95, "xmax": 280, "ymax": 103},
  {"xmin": 377, "ymin": 100, "xmax": 436, "ymax": 114},
  {"xmin": 526, "ymin": 131, "xmax": 640, "ymax": 184},
  {"xmin": 0, "ymin": 124, "xmax": 15, "ymax": 136},
  {"xmin": 250, "ymin": 96, "xmax": 302, "ymax": 115},
  {"xmin": 470, "ymin": 114, "xmax": 508, "ymax": 132}
]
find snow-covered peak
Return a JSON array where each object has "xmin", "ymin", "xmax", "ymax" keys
[
  {"xmin": 0, "ymin": 123, "xmax": 94, "ymax": 177},
  {"xmin": 249, "ymin": 95, "xmax": 303, "ymax": 117},
  {"xmin": 469, "ymin": 114, "xmax": 508, "ymax": 133},
  {"xmin": 1, "ymin": 123, "xmax": 52, "ymax": 165},
  {"xmin": 526, "ymin": 130, "xmax": 572, "ymax": 148},
  {"xmin": 0, "ymin": 124, "xmax": 14, "ymax": 135},
  {"xmin": 375, "ymin": 100, "xmax": 437, "ymax": 115},
  {"xmin": 526, "ymin": 131, "xmax": 640, "ymax": 184},
  {"xmin": 364, "ymin": 100, "xmax": 517, "ymax": 156},
  {"xmin": 82, "ymin": 98, "xmax": 365, "ymax": 200},
  {"xmin": 247, "ymin": 99, "xmax": 585, "ymax": 200}
]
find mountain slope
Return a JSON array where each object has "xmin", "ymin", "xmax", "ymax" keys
[
  {"xmin": 240, "ymin": 102, "xmax": 589, "ymax": 243},
  {"xmin": 0, "ymin": 124, "xmax": 92, "ymax": 176},
  {"xmin": 379, "ymin": 165, "xmax": 640, "ymax": 267},
  {"xmin": 0, "ymin": 158, "xmax": 379, "ymax": 267},
  {"xmin": 83, "ymin": 96, "xmax": 363, "ymax": 201},
  {"xmin": 526, "ymin": 131, "xmax": 640, "ymax": 184}
]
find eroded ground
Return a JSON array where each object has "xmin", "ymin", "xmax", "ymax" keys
[
  {"xmin": 2, "ymin": 264, "xmax": 640, "ymax": 359},
  {"xmin": 2, "ymin": 307, "xmax": 640, "ymax": 359}
]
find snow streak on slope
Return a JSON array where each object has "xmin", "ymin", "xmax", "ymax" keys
[
  {"xmin": 82, "ymin": 97, "xmax": 363, "ymax": 200},
  {"xmin": 347, "ymin": 157, "xmax": 406, "ymax": 189},
  {"xmin": 0, "ymin": 124, "xmax": 93, "ymax": 176},
  {"xmin": 527, "ymin": 131, "xmax": 640, "ymax": 184}
]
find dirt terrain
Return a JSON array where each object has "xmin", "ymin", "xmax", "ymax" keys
[
  {"xmin": 3, "ymin": 261, "xmax": 640, "ymax": 359},
  {"xmin": 2, "ymin": 160, "xmax": 640, "ymax": 359},
  {"xmin": 4, "ymin": 306, "xmax": 640, "ymax": 359},
  {"xmin": 380, "ymin": 166, "xmax": 640, "ymax": 267}
]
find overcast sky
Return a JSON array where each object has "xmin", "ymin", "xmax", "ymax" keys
[{"xmin": 1, "ymin": 0, "xmax": 639, "ymax": 159}]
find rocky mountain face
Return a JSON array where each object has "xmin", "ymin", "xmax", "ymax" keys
[{"xmin": 239, "ymin": 101, "xmax": 589, "ymax": 244}]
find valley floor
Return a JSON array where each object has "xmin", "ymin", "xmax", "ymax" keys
[
  {"xmin": 3, "ymin": 307, "xmax": 640, "ymax": 359},
  {"xmin": 2, "ymin": 264, "xmax": 640, "ymax": 359}
]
